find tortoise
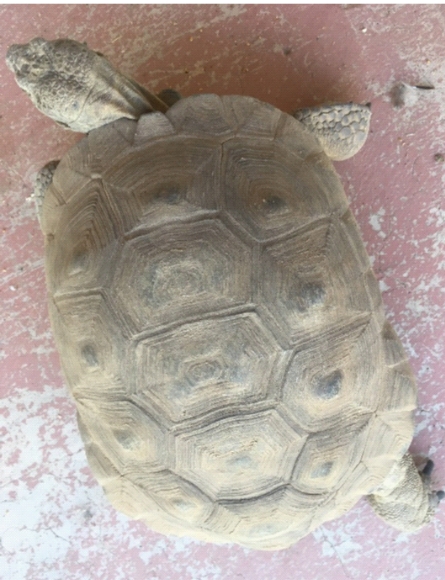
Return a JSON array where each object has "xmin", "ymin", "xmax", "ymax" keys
[{"xmin": 7, "ymin": 37, "xmax": 443, "ymax": 550}]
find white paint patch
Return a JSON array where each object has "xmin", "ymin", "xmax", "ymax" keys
[
  {"xmin": 379, "ymin": 280, "xmax": 390, "ymax": 292},
  {"xmin": 414, "ymin": 402, "xmax": 445, "ymax": 436},
  {"xmin": 428, "ymin": 208, "xmax": 445, "ymax": 268},
  {"xmin": 312, "ymin": 525, "xmax": 362, "ymax": 562},
  {"xmin": 369, "ymin": 208, "xmax": 387, "ymax": 238}
]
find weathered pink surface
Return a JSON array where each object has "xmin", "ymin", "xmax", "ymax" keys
[{"xmin": 1, "ymin": 5, "xmax": 444, "ymax": 579}]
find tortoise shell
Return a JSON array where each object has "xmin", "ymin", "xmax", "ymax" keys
[{"xmin": 42, "ymin": 94, "xmax": 416, "ymax": 550}]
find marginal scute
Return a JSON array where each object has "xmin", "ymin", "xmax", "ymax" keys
[
  {"xmin": 134, "ymin": 111, "xmax": 175, "ymax": 144},
  {"xmin": 101, "ymin": 137, "xmax": 221, "ymax": 234},
  {"xmin": 379, "ymin": 365, "xmax": 417, "ymax": 413},
  {"xmin": 50, "ymin": 140, "xmax": 93, "ymax": 203},
  {"xmin": 77, "ymin": 411, "xmax": 120, "ymax": 485},
  {"xmin": 218, "ymin": 487, "xmax": 328, "ymax": 549},
  {"xmin": 276, "ymin": 112, "xmax": 324, "ymax": 160},
  {"xmin": 87, "ymin": 118, "xmax": 138, "ymax": 164},
  {"xmin": 48, "ymin": 293, "xmax": 127, "ymax": 398},
  {"xmin": 361, "ymin": 412, "xmax": 415, "ymax": 481},
  {"xmin": 45, "ymin": 180, "xmax": 120, "ymax": 296},
  {"xmin": 222, "ymin": 94, "xmax": 283, "ymax": 137},
  {"xmin": 282, "ymin": 315, "xmax": 380, "ymax": 431},
  {"xmin": 166, "ymin": 93, "xmax": 235, "ymax": 136},
  {"xmin": 43, "ymin": 93, "xmax": 417, "ymax": 550},
  {"xmin": 221, "ymin": 139, "xmax": 344, "ymax": 242},
  {"xmin": 382, "ymin": 320, "xmax": 411, "ymax": 367},
  {"xmin": 40, "ymin": 181, "xmax": 66, "ymax": 237},
  {"xmin": 76, "ymin": 398, "xmax": 167, "ymax": 472},
  {"xmin": 126, "ymin": 471, "xmax": 214, "ymax": 528}
]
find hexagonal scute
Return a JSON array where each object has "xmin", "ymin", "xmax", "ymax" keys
[
  {"xmin": 257, "ymin": 216, "xmax": 375, "ymax": 345},
  {"xmin": 134, "ymin": 313, "xmax": 285, "ymax": 423},
  {"xmin": 175, "ymin": 410, "xmax": 305, "ymax": 500},
  {"xmin": 100, "ymin": 135, "xmax": 221, "ymax": 234},
  {"xmin": 110, "ymin": 219, "xmax": 253, "ymax": 333},
  {"xmin": 282, "ymin": 315, "xmax": 382, "ymax": 432},
  {"xmin": 291, "ymin": 419, "xmax": 370, "ymax": 494},
  {"xmin": 49, "ymin": 292, "xmax": 127, "ymax": 400},
  {"xmin": 221, "ymin": 138, "xmax": 347, "ymax": 242},
  {"xmin": 76, "ymin": 398, "xmax": 167, "ymax": 475},
  {"xmin": 45, "ymin": 179, "xmax": 120, "ymax": 297}
]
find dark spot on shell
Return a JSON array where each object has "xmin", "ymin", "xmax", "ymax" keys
[
  {"xmin": 229, "ymin": 454, "xmax": 254, "ymax": 469},
  {"xmin": 311, "ymin": 461, "xmax": 333, "ymax": 478},
  {"xmin": 289, "ymin": 282, "xmax": 325, "ymax": 312},
  {"xmin": 299, "ymin": 283, "xmax": 325, "ymax": 308},
  {"xmin": 81, "ymin": 344, "xmax": 99, "ymax": 367},
  {"xmin": 261, "ymin": 195, "xmax": 287, "ymax": 214},
  {"xmin": 156, "ymin": 186, "xmax": 183, "ymax": 205},
  {"xmin": 114, "ymin": 430, "xmax": 137, "ymax": 450},
  {"xmin": 69, "ymin": 248, "xmax": 88, "ymax": 274},
  {"xmin": 422, "ymin": 459, "xmax": 434, "ymax": 477},
  {"xmin": 313, "ymin": 370, "xmax": 342, "ymax": 399}
]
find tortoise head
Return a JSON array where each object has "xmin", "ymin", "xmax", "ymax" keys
[
  {"xmin": 6, "ymin": 38, "xmax": 99, "ymax": 130},
  {"xmin": 6, "ymin": 37, "xmax": 157, "ymax": 133}
]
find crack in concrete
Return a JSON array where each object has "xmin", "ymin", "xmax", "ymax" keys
[{"xmin": 320, "ymin": 527, "xmax": 353, "ymax": 580}]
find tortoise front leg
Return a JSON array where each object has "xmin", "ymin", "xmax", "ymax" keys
[{"xmin": 293, "ymin": 103, "xmax": 371, "ymax": 161}]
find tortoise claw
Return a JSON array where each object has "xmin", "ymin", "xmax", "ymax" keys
[
  {"xmin": 422, "ymin": 459, "xmax": 435, "ymax": 478},
  {"xmin": 420, "ymin": 460, "xmax": 444, "ymax": 507}
]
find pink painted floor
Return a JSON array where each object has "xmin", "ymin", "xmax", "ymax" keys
[{"xmin": 1, "ymin": 4, "xmax": 445, "ymax": 579}]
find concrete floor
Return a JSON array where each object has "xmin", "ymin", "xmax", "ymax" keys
[{"xmin": 1, "ymin": 4, "xmax": 445, "ymax": 579}]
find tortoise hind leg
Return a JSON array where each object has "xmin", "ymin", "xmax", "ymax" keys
[
  {"xmin": 367, "ymin": 453, "xmax": 443, "ymax": 532},
  {"xmin": 293, "ymin": 103, "xmax": 371, "ymax": 161}
]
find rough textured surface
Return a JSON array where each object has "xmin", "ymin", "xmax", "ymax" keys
[
  {"xmin": 1, "ymin": 3, "xmax": 444, "ymax": 578},
  {"xmin": 294, "ymin": 103, "xmax": 371, "ymax": 160},
  {"xmin": 6, "ymin": 37, "xmax": 168, "ymax": 133},
  {"xmin": 41, "ymin": 92, "xmax": 418, "ymax": 549}
]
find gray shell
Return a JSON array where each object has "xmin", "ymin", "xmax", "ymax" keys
[{"xmin": 43, "ymin": 94, "xmax": 416, "ymax": 550}]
